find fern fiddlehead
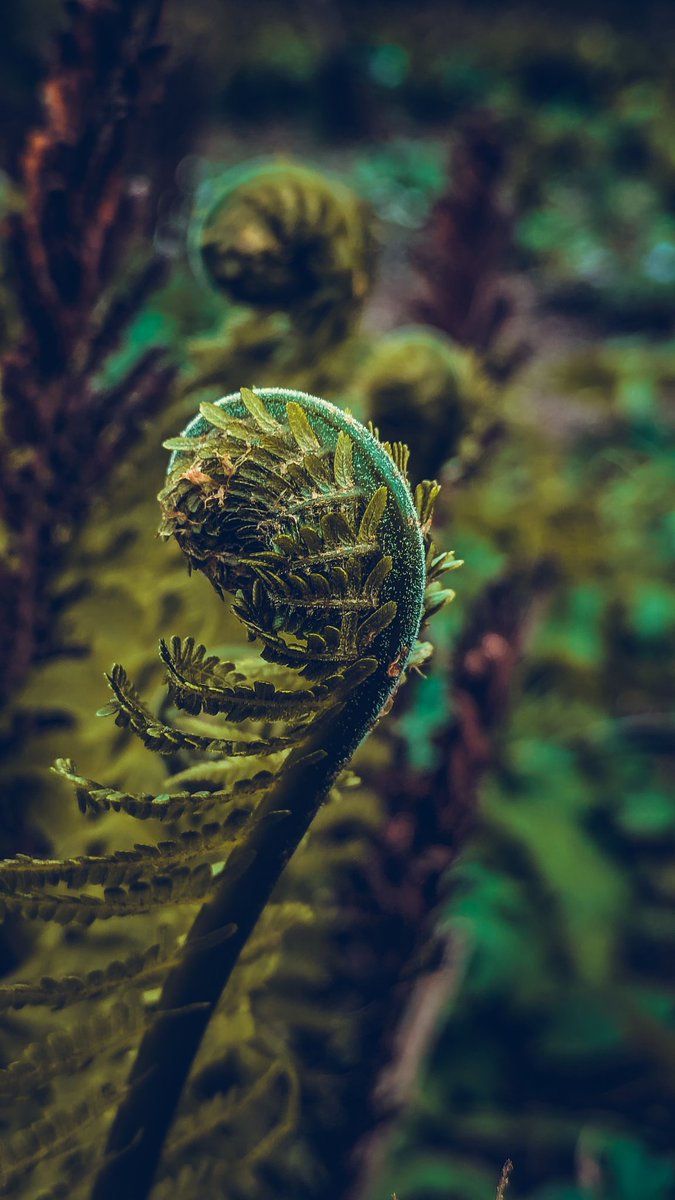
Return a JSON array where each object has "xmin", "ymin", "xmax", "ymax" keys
[
  {"xmin": 196, "ymin": 164, "xmax": 376, "ymax": 330},
  {"xmin": 183, "ymin": 160, "xmax": 378, "ymax": 402},
  {"xmin": 0, "ymin": 388, "xmax": 457, "ymax": 1200}
]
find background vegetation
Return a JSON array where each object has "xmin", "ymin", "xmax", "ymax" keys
[{"xmin": 1, "ymin": 2, "xmax": 674, "ymax": 1198}]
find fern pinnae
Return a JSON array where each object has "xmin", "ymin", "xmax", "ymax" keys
[
  {"xmin": 53, "ymin": 758, "xmax": 271, "ymax": 823},
  {"xmin": 159, "ymin": 635, "xmax": 371, "ymax": 720},
  {"xmin": 0, "ymin": 387, "xmax": 453, "ymax": 1199},
  {"xmin": 0, "ymin": 820, "xmax": 245, "ymax": 894},
  {"xmin": 0, "ymin": 1001, "xmax": 148, "ymax": 1099},
  {"xmin": 102, "ymin": 664, "xmax": 309, "ymax": 756},
  {"xmin": 0, "ymin": 862, "xmax": 222, "ymax": 925},
  {"xmin": 0, "ymin": 931, "xmax": 177, "ymax": 1011},
  {"xmin": 0, "ymin": 1082, "xmax": 124, "ymax": 1196}
]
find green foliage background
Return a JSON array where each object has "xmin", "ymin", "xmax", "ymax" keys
[{"xmin": 1, "ymin": 2, "xmax": 675, "ymax": 1198}]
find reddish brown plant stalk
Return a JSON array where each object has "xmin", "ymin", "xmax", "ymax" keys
[
  {"xmin": 0, "ymin": 0, "xmax": 174, "ymax": 708},
  {"xmin": 414, "ymin": 111, "xmax": 530, "ymax": 379}
]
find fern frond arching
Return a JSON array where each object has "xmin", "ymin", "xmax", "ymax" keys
[
  {"xmin": 1, "ymin": 386, "xmax": 454, "ymax": 1200},
  {"xmin": 0, "ymin": 1082, "xmax": 123, "ymax": 1195},
  {"xmin": 101, "ymin": 663, "xmax": 307, "ymax": 756},
  {"xmin": 0, "ymin": 1000, "xmax": 148, "ymax": 1098},
  {"xmin": 52, "ymin": 757, "xmax": 272, "ymax": 823},
  {"xmin": 159, "ymin": 636, "xmax": 376, "ymax": 720},
  {"xmin": 0, "ymin": 861, "xmax": 217, "ymax": 924},
  {"xmin": 0, "ymin": 817, "xmax": 248, "ymax": 894}
]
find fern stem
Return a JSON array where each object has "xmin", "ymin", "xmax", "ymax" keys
[{"xmin": 91, "ymin": 689, "xmax": 386, "ymax": 1199}]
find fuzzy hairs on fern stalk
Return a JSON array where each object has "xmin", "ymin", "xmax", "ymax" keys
[{"xmin": 0, "ymin": 387, "xmax": 458, "ymax": 1200}]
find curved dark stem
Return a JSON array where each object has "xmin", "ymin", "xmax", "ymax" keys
[{"xmin": 90, "ymin": 677, "xmax": 394, "ymax": 1200}]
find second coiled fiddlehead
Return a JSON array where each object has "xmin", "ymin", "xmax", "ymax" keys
[
  {"xmin": 196, "ymin": 163, "xmax": 376, "ymax": 331},
  {"xmin": 0, "ymin": 388, "xmax": 457, "ymax": 1200},
  {"xmin": 183, "ymin": 161, "xmax": 378, "ymax": 403}
]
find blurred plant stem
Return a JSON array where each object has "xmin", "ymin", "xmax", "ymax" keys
[{"xmin": 0, "ymin": 0, "xmax": 175, "ymax": 715}]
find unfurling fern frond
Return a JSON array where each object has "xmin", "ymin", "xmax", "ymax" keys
[
  {"xmin": 195, "ymin": 163, "xmax": 376, "ymax": 329},
  {"xmin": 181, "ymin": 161, "xmax": 378, "ymax": 408},
  {"xmin": 0, "ymin": 387, "xmax": 456, "ymax": 1200},
  {"xmin": 358, "ymin": 327, "xmax": 493, "ymax": 479}
]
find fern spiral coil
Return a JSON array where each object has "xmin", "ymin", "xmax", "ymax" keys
[
  {"xmin": 183, "ymin": 162, "xmax": 378, "ymax": 404},
  {"xmin": 196, "ymin": 163, "xmax": 376, "ymax": 322},
  {"xmin": 0, "ymin": 388, "xmax": 457, "ymax": 1200}
]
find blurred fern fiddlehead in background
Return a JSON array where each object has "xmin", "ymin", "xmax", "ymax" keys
[
  {"xmin": 197, "ymin": 164, "xmax": 376, "ymax": 335},
  {"xmin": 183, "ymin": 161, "xmax": 378, "ymax": 400},
  {"xmin": 0, "ymin": 387, "xmax": 456, "ymax": 1200}
]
